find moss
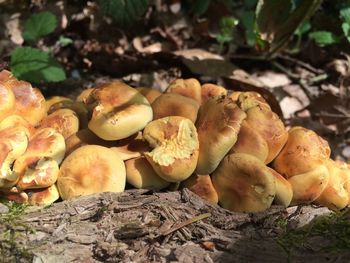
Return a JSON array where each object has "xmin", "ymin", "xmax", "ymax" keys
[
  {"xmin": 0, "ymin": 201, "xmax": 34, "ymax": 263},
  {"xmin": 276, "ymin": 208, "xmax": 350, "ymax": 262}
]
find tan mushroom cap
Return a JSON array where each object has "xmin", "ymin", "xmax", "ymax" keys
[
  {"xmin": 110, "ymin": 131, "xmax": 150, "ymax": 161},
  {"xmin": 57, "ymin": 145, "xmax": 126, "ymax": 200},
  {"xmin": 47, "ymin": 100, "xmax": 89, "ymax": 129},
  {"xmin": 38, "ymin": 108, "xmax": 80, "ymax": 139},
  {"xmin": 0, "ymin": 115, "xmax": 35, "ymax": 138},
  {"xmin": 143, "ymin": 116, "xmax": 199, "ymax": 183},
  {"xmin": 315, "ymin": 160, "xmax": 349, "ymax": 210},
  {"xmin": 0, "ymin": 74, "xmax": 16, "ymax": 122},
  {"xmin": 181, "ymin": 174, "xmax": 218, "ymax": 204},
  {"xmin": 65, "ymin": 128, "xmax": 115, "ymax": 157},
  {"xmin": 87, "ymin": 81, "xmax": 153, "ymax": 140},
  {"xmin": 3, "ymin": 75, "xmax": 47, "ymax": 125},
  {"xmin": 273, "ymin": 127, "xmax": 331, "ymax": 178},
  {"xmin": 288, "ymin": 165, "xmax": 330, "ymax": 205},
  {"xmin": 233, "ymin": 91, "xmax": 271, "ymax": 112},
  {"xmin": 135, "ymin": 87, "xmax": 162, "ymax": 104},
  {"xmin": 14, "ymin": 128, "xmax": 66, "ymax": 190},
  {"xmin": 0, "ymin": 126, "xmax": 30, "ymax": 185},
  {"xmin": 151, "ymin": 93, "xmax": 200, "ymax": 123},
  {"xmin": 268, "ymin": 168, "xmax": 293, "ymax": 207},
  {"xmin": 229, "ymin": 120, "xmax": 269, "ymax": 162},
  {"xmin": 125, "ymin": 156, "xmax": 170, "ymax": 190},
  {"xmin": 212, "ymin": 153, "xmax": 276, "ymax": 213},
  {"xmin": 195, "ymin": 96, "xmax": 247, "ymax": 175},
  {"xmin": 26, "ymin": 184, "xmax": 60, "ymax": 206},
  {"xmin": 46, "ymin": 96, "xmax": 73, "ymax": 112},
  {"xmin": 166, "ymin": 78, "xmax": 202, "ymax": 104},
  {"xmin": 201, "ymin": 84, "xmax": 227, "ymax": 105},
  {"xmin": 76, "ymin": 88, "xmax": 95, "ymax": 103}
]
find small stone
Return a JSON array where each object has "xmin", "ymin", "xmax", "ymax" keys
[{"xmin": 0, "ymin": 203, "xmax": 9, "ymax": 214}]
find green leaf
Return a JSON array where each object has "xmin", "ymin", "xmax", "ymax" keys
[
  {"xmin": 97, "ymin": 0, "xmax": 149, "ymax": 27},
  {"xmin": 340, "ymin": 6, "xmax": 350, "ymax": 24},
  {"xmin": 239, "ymin": 10, "xmax": 256, "ymax": 46},
  {"xmin": 295, "ymin": 21, "xmax": 311, "ymax": 36},
  {"xmin": 22, "ymin": 11, "xmax": 57, "ymax": 43},
  {"xmin": 309, "ymin": 31, "xmax": 339, "ymax": 46},
  {"xmin": 256, "ymin": 0, "xmax": 322, "ymax": 55},
  {"xmin": 342, "ymin": 23, "xmax": 350, "ymax": 42},
  {"xmin": 11, "ymin": 47, "xmax": 66, "ymax": 83},
  {"xmin": 58, "ymin": 36, "xmax": 73, "ymax": 47}
]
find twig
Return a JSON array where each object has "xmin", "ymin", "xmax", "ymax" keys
[
  {"xmin": 161, "ymin": 213, "xmax": 211, "ymax": 236},
  {"xmin": 277, "ymin": 54, "xmax": 325, "ymax": 75}
]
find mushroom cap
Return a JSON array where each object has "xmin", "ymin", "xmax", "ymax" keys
[
  {"xmin": 229, "ymin": 120, "xmax": 269, "ymax": 162},
  {"xmin": 0, "ymin": 79, "xmax": 16, "ymax": 122},
  {"xmin": 181, "ymin": 174, "xmax": 219, "ymax": 204},
  {"xmin": 268, "ymin": 168, "xmax": 293, "ymax": 207},
  {"xmin": 64, "ymin": 128, "xmax": 115, "ymax": 157},
  {"xmin": 125, "ymin": 156, "xmax": 170, "ymax": 190},
  {"xmin": 38, "ymin": 108, "xmax": 80, "ymax": 139},
  {"xmin": 243, "ymin": 106, "xmax": 288, "ymax": 163},
  {"xmin": 166, "ymin": 78, "xmax": 202, "ymax": 104},
  {"xmin": 273, "ymin": 127, "xmax": 331, "ymax": 178},
  {"xmin": 315, "ymin": 160, "xmax": 349, "ymax": 210},
  {"xmin": 3, "ymin": 75, "xmax": 47, "ymax": 125},
  {"xmin": 110, "ymin": 131, "xmax": 150, "ymax": 161},
  {"xmin": 234, "ymin": 91, "xmax": 271, "ymax": 112},
  {"xmin": 14, "ymin": 128, "xmax": 66, "ymax": 190},
  {"xmin": 151, "ymin": 93, "xmax": 200, "ymax": 123},
  {"xmin": 87, "ymin": 81, "xmax": 153, "ymax": 140},
  {"xmin": 195, "ymin": 96, "xmax": 246, "ymax": 174},
  {"xmin": 135, "ymin": 87, "xmax": 162, "ymax": 104},
  {"xmin": 76, "ymin": 88, "xmax": 95, "ymax": 104},
  {"xmin": 46, "ymin": 96, "xmax": 73, "ymax": 112},
  {"xmin": 0, "ymin": 115, "xmax": 35, "ymax": 138},
  {"xmin": 201, "ymin": 83, "xmax": 227, "ymax": 105},
  {"xmin": 288, "ymin": 165, "xmax": 330, "ymax": 205},
  {"xmin": 26, "ymin": 184, "xmax": 60, "ymax": 206},
  {"xmin": 143, "ymin": 116, "xmax": 199, "ymax": 182},
  {"xmin": 57, "ymin": 145, "xmax": 126, "ymax": 200},
  {"xmin": 212, "ymin": 153, "xmax": 276, "ymax": 213}
]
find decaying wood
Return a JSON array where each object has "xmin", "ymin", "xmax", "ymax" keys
[{"xmin": 1, "ymin": 189, "xmax": 349, "ymax": 263}]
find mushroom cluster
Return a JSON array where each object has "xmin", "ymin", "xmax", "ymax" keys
[{"xmin": 0, "ymin": 70, "xmax": 349, "ymax": 214}]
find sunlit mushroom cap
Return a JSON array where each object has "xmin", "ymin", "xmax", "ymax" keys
[
  {"xmin": 0, "ymin": 115, "xmax": 35, "ymax": 138},
  {"xmin": 201, "ymin": 83, "xmax": 227, "ymax": 105},
  {"xmin": 125, "ymin": 156, "xmax": 170, "ymax": 190},
  {"xmin": 135, "ymin": 87, "xmax": 162, "ymax": 104},
  {"xmin": 151, "ymin": 93, "xmax": 200, "ymax": 123},
  {"xmin": 38, "ymin": 108, "xmax": 80, "ymax": 139},
  {"xmin": 181, "ymin": 174, "xmax": 218, "ymax": 204},
  {"xmin": 195, "ymin": 96, "xmax": 246, "ymax": 174},
  {"xmin": 46, "ymin": 96, "xmax": 73, "ymax": 112},
  {"xmin": 315, "ymin": 160, "xmax": 349, "ymax": 210},
  {"xmin": 57, "ymin": 145, "xmax": 126, "ymax": 200},
  {"xmin": 76, "ymin": 88, "xmax": 95, "ymax": 104},
  {"xmin": 268, "ymin": 167, "xmax": 293, "ymax": 207},
  {"xmin": 166, "ymin": 78, "xmax": 202, "ymax": 104},
  {"xmin": 273, "ymin": 127, "xmax": 331, "ymax": 178},
  {"xmin": 0, "ymin": 71, "xmax": 16, "ymax": 122},
  {"xmin": 87, "ymin": 81, "xmax": 153, "ymax": 140},
  {"xmin": 143, "ymin": 116, "xmax": 199, "ymax": 183},
  {"xmin": 26, "ymin": 184, "xmax": 60, "ymax": 206},
  {"xmin": 212, "ymin": 153, "xmax": 276, "ymax": 213},
  {"xmin": 288, "ymin": 165, "xmax": 330, "ymax": 205}
]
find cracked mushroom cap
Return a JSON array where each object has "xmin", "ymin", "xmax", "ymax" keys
[
  {"xmin": 288, "ymin": 164, "xmax": 330, "ymax": 205},
  {"xmin": 135, "ymin": 87, "xmax": 162, "ymax": 104},
  {"xmin": 143, "ymin": 116, "xmax": 199, "ymax": 183},
  {"xmin": 201, "ymin": 83, "xmax": 227, "ymax": 104},
  {"xmin": 0, "ymin": 125, "xmax": 30, "ymax": 187},
  {"xmin": 14, "ymin": 128, "xmax": 66, "ymax": 190},
  {"xmin": 87, "ymin": 81, "xmax": 153, "ymax": 140},
  {"xmin": 229, "ymin": 120, "xmax": 269, "ymax": 162},
  {"xmin": 195, "ymin": 96, "xmax": 246, "ymax": 175},
  {"xmin": 273, "ymin": 127, "xmax": 331, "ymax": 178},
  {"xmin": 2, "ymin": 73, "xmax": 46, "ymax": 125},
  {"xmin": 181, "ymin": 174, "xmax": 218, "ymax": 204},
  {"xmin": 212, "ymin": 153, "xmax": 276, "ymax": 213},
  {"xmin": 57, "ymin": 145, "xmax": 126, "ymax": 200},
  {"xmin": 0, "ymin": 71, "xmax": 16, "ymax": 122},
  {"xmin": 151, "ymin": 93, "xmax": 200, "ymax": 123},
  {"xmin": 37, "ymin": 108, "xmax": 80, "ymax": 139},
  {"xmin": 315, "ymin": 160, "xmax": 349, "ymax": 210},
  {"xmin": 125, "ymin": 156, "xmax": 170, "ymax": 190},
  {"xmin": 166, "ymin": 78, "xmax": 202, "ymax": 104},
  {"xmin": 268, "ymin": 168, "xmax": 293, "ymax": 207}
]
